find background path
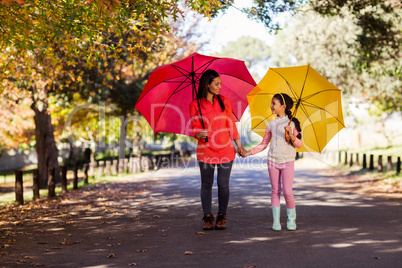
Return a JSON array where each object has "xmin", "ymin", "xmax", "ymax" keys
[{"xmin": 1, "ymin": 155, "xmax": 401, "ymax": 267}]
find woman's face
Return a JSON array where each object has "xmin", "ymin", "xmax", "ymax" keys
[
  {"xmin": 270, "ymin": 97, "xmax": 286, "ymax": 116},
  {"xmin": 207, "ymin": 76, "xmax": 222, "ymax": 96}
]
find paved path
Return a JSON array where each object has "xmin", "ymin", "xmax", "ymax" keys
[{"xmin": 1, "ymin": 155, "xmax": 401, "ymax": 267}]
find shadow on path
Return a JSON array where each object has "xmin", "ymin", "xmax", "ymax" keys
[{"xmin": 0, "ymin": 156, "xmax": 401, "ymax": 268}]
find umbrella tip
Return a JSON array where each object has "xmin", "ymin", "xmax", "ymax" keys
[{"xmin": 154, "ymin": 132, "xmax": 158, "ymax": 137}]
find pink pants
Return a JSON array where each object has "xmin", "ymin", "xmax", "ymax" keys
[{"xmin": 268, "ymin": 160, "xmax": 295, "ymax": 209}]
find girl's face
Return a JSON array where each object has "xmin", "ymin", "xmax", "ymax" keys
[
  {"xmin": 207, "ymin": 76, "xmax": 222, "ymax": 96},
  {"xmin": 271, "ymin": 97, "xmax": 286, "ymax": 116}
]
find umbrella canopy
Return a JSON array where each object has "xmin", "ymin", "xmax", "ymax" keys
[
  {"xmin": 135, "ymin": 52, "xmax": 256, "ymax": 137},
  {"xmin": 247, "ymin": 65, "xmax": 345, "ymax": 153}
]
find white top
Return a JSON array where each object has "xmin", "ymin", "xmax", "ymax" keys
[{"xmin": 250, "ymin": 116, "xmax": 302, "ymax": 164}]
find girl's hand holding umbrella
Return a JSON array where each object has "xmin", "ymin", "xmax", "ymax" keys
[
  {"xmin": 285, "ymin": 125, "xmax": 294, "ymax": 142},
  {"xmin": 196, "ymin": 130, "xmax": 209, "ymax": 142}
]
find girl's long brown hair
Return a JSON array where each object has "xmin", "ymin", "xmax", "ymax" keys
[{"xmin": 274, "ymin": 93, "xmax": 302, "ymax": 140}]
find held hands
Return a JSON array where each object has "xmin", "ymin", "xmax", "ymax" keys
[
  {"xmin": 236, "ymin": 146, "xmax": 247, "ymax": 157},
  {"xmin": 236, "ymin": 146, "xmax": 251, "ymax": 158}
]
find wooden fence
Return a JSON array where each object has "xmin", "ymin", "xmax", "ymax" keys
[
  {"xmin": 14, "ymin": 150, "xmax": 189, "ymax": 205},
  {"xmin": 339, "ymin": 151, "xmax": 401, "ymax": 174}
]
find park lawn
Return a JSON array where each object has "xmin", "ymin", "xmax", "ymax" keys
[
  {"xmin": 346, "ymin": 145, "xmax": 402, "ymax": 158},
  {"xmin": 334, "ymin": 145, "xmax": 402, "ymax": 197}
]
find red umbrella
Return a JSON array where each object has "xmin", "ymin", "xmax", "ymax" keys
[{"xmin": 135, "ymin": 52, "xmax": 256, "ymax": 137}]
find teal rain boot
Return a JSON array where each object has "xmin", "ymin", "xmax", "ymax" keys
[
  {"xmin": 272, "ymin": 207, "xmax": 282, "ymax": 231},
  {"xmin": 287, "ymin": 208, "xmax": 297, "ymax": 231}
]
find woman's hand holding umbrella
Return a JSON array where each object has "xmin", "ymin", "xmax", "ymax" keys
[{"xmin": 195, "ymin": 130, "xmax": 209, "ymax": 140}]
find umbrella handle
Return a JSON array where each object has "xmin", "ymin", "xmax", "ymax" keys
[
  {"xmin": 204, "ymin": 137, "xmax": 208, "ymax": 142},
  {"xmin": 285, "ymin": 129, "xmax": 291, "ymax": 142},
  {"xmin": 285, "ymin": 120, "xmax": 292, "ymax": 142}
]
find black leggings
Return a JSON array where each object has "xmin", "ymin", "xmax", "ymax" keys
[{"xmin": 198, "ymin": 160, "xmax": 233, "ymax": 215}]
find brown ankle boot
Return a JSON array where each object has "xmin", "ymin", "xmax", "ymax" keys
[
  {"xmin": 202, "ymin": 214, "xmax": 214, "ymax": 230},
  {"xmin": 215, "ymin": 213, "xmax": 226, "ymax": 230}
]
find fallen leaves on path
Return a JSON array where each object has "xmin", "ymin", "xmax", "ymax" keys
[
  {"xmin": 329, "ymin": 171, "xmax": 402, "ymax": 200},
  {"xmin": 0, "ymin": 182, "xmax": 153, "ymax": 226},
  {"xmin": 0, "ymin": 181, "xmax": 153, "ymax": 265}
]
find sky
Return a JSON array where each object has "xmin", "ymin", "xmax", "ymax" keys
[{"xmin": 194, "ymin": 0, "xmax": 276, "ymax": 54}]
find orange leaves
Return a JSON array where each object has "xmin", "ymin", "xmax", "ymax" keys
[
  {"xmin": 0, "ymin": 0, "xmax": 25, "ymax": 6},
  {"xmin": 107, "ymin": 252, "xmax": 117, "ymax": 258}
]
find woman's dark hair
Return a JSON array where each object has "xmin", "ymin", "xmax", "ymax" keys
[
  {"xmin": 274, "ymin": 93, "xmax": 302, "ymax": 141},
  {"xmin": 197, "ymin": 69, "xmax": 225, "ymax": 112}
]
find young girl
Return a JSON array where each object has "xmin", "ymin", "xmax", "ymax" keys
[{"xmin": 243, "ymin": 93, "xmax": 302, "ymax": 231}]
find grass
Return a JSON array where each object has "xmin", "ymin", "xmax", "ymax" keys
[
  {"xmin": 335, "ymin": 145, "xmax": 402, "ymax": 185},
  {"xmin": 345, "ymin": 145, "xmax": 402, "ymax": 159}
]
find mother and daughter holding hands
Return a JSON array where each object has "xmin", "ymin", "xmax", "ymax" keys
[{"xmin": 190, "ymin": 70, "xmax": 303, "ymax": 232}]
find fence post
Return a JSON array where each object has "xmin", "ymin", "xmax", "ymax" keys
[
  {"xmin": 98, "ymin": 161, "xmax": 105, "ymax": 177},
  {"xmin": 33, "ymin": 169, "xmax": 40, "ymax": 201},
  {"xmin": 61, "ymin": 165, "xmax": 68, "ymax": 193},
  {"xmin": 73, "ymin": 165, "xmax": 79, "ymax": 189},
  {"xmin": 83, "ymin": 163, "xmax": 89, "ymax": 184},
  {"xmin": 118, "ymin": 160, "xmax": 124, "ymax": 174},
  {"xmin": 128, "ymin": 157, "xmax": 133, "ymax": 173},
  {"xmin": 369, "ymin": 154, "xmax": 374, "ymax": 171},
  {"xmin": 377, "ymin": 155, "xmax": 383, "ymax": 172},
  {"xmin": 349, "ymin": 153, "xmax": 353, "ymax": 167},
  {"xmin": 89, "ymin": 161, "xmax": 95, "ymax": 177},
  {"xmin": 112, "ymin": 160, "xmax": 118, "ymax": 175},
  {"xmin": 124, "ymin": 158, "xmax": 129, "ymax": 173},
  {"xmin": 397, "ymin": 157, "xmax": 401, "ymax": 174},
  {"xmin": 362, "ymin": 154, "xmax": 367, "ymax": 169},
  {"xmin": 48, "ymin": 166, "xmax": 56, "ymax": 199},
  {"xmin": 15, "ymin": 170, "xmax": 23, "ymax": 205},
  {"xmin": 141, "ymin": 157, "xmax": 150, "ymax": 172},
  {"xmin": 133, "ymin": 157, "xmax": 140, "ymax": 174},
  {"xmin": 387, "ymin": 156, "xmax": 392, "ymax": 171},
  {"xmin": 355, "ymin": 153, "xmax": 359, "ymax": 166},
  {"xmin": 344, "ymin": 152, "xmax": 348, "ymax": 165},
  {"xmin": 106, "ymin": 160, "xmax": 111, "ymax": 176}
]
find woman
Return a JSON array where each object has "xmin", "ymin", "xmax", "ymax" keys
[{"xmin": 189, "ymin": 69, "xmax": 245, "ymax": 230}]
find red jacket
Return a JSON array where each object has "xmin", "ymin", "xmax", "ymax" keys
[{"xmin": 189, "ymin": 95, "xmax": 240, "ymax": 164}]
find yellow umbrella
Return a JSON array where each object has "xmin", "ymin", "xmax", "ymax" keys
[{"xmin": 247, "ymin": 65, "xmax": 345, "ymax": 153}]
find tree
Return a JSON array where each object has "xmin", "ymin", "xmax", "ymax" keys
[
  {"xmin": 224, "ymin": 0, "xmax": 308, "ymax": 32},
  {"xmin": 272, "ymin": 5, "xmax": 401, "ymax": 149},
  {"xmin": 236, "ymin": 0, "xmax": 400, "ymax": 70},
  {"xmin": 311, "ymin": 0, "xmax": 401, "ymax": 68},
  {"xmin": 59, "ymin": 13, "xmax": 205, "ymax": 160},
  {"xmin": 273, "ymin": 8, "xmax": 362, "ymax": 92},
  {"xmin": 0, "ymin": 0, "xmax": 230, "ymax": 187},
  {"xmin": 218, "ymin": 36, "xmax": 272, "ymax": 81},
  {"xmin": 0, "ymin": 91, "xmax": 35, "ymax": 152}
]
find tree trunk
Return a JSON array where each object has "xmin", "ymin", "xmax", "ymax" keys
[{"xmin": 32, "ymin": 102, "xmax": 61, "ymax": 188}]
